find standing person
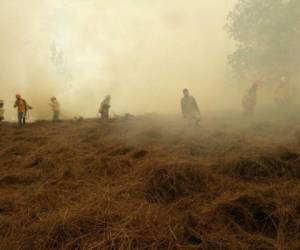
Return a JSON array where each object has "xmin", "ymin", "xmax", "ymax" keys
[
  {"xmin": 14, "ymin": 94, "xmax": 32, "ymax": 126},
  {"xmin": 181, "ymin": 89, "xmax": 201, "ymax": 126},
  {"xmin": 274, "ymin": 76, "xmax": 290, "ymax": 110},
  {"xmin": 0, "ymin": 100, "xmax": 4, "ymax": 122},
  {"xmin": 99, "ymin": 95, "xmax": 111, "ymax": 120},
  {"xmin": 49, "ymin": 97, "xmax": 60, "ymax": 122},
  {"xmin": 242, "ymin": 82, "xmax": 259, "ymax": 116}
]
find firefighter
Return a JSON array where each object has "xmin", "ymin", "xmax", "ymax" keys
[
  {"xmin": 49, "ymin": 96, "xmax": 60, "ymax": 122},
  {"xmin": 274, "ymin": 76, "xmax": 290, "ymax": 109},
  {"xmin": 99, "ymin": 95, "xmax": 111, "ymax": 120},
  {"xmin": 242, "ymin": 82, "xmax": 259, "ymax": 116},
  {"xmin": 0, "ymin": 100, "xmax": 4, "ymax": 122},
  {"xmin": 181, "ymin": 89, "xmax": 201, "ymax": 126},
  {"xmin": 14, "ymin": 94, "xmax": 32, "ymax": 126}
]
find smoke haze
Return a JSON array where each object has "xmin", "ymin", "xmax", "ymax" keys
[{"xmin": 0, "ymin": 0, "xmax": 241, "ymax": 120}]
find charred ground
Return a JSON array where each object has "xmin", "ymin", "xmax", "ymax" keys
[{"xmin": 0, "ymin": 115, "xmax": 300, "ymax": 249}]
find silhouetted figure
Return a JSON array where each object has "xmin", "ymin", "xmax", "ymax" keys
[
  {"xmin": 181, "ymin": 89, "xmax": 201, "ymax": 126},
  {"xmin": 0, "ymin": 100, "xmax": 4, "ymax": 122},
  {"xmin": 49, "ymin": 97, "xmax": 60, "ymax": 122},
  {"xmin": 274, "ymin": 76, "xmax": 290, "ymax": 110},
  {"xmin": 99, "ymin": 95, "xmax": 111, "ymax": 120},
  {"xmin": 242, "ymin": 82, "xmax": 259, "ymax": 116}
]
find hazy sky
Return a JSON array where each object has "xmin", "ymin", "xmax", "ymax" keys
[{"xmin": 0, "ymin": 0, "xmax": 238, "ymax": 120}]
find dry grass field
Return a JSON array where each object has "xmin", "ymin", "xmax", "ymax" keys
[{"xmin": 0, "ymin": 114, "xmax": 300, "ymax": 249}]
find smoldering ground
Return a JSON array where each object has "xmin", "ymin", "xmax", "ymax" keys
[
  {"xmin": 1, "ymin": 113, "xmax": 300, "ymax": 249},
  {"xmin": 2, "ymin": 1, "xmax": 300, "ymax": 249}
]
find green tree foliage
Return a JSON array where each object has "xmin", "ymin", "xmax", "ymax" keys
[{"xmin": 227, "ymin": 0, "xmax": 300, "ymax": 81}]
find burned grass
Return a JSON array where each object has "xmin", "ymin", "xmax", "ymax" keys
[
  {"xmin": 0, "ymin": 117, "xmax": 300, "ymax": 249},
  {"xmin": 144, "ymin": 163, "xmax": 214, "ymax": 203},
  {"xmin": 216, "ymin": 147, "xmax": 300, "ymax": 181},
  {"xmin": 0, "ymin": 173, "xmax": 38, "ymax": 186}
]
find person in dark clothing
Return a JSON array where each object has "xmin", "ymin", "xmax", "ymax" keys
[
  {"xmin": 0, "ymin": 100, "xmax": 4, "ymax": 122},
  {"xmin": 181, "ymin": 89, "xmax": 201, "ymax": 126},
  {"xmin": 99, "ymin": 95, "xmax": 111, "ymax": 120}
]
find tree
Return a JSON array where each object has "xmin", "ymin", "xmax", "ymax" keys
[{"xmin": 226, "ymin": 0, "xmax": 300, "ymax": 82}]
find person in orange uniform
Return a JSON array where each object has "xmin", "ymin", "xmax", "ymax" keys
[{"xmin": 14, "ymin": 94, "xmax": 32, "ymax": 126}]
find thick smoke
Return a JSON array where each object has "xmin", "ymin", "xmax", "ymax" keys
[{"xmin": 0, "ymin": 0, "xmax": 240, "ymax": 121}]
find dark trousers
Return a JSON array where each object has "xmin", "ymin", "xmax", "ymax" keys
[{"xmin": 18, "ymin": 112, "xmax": 26, "ymax": 126}]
